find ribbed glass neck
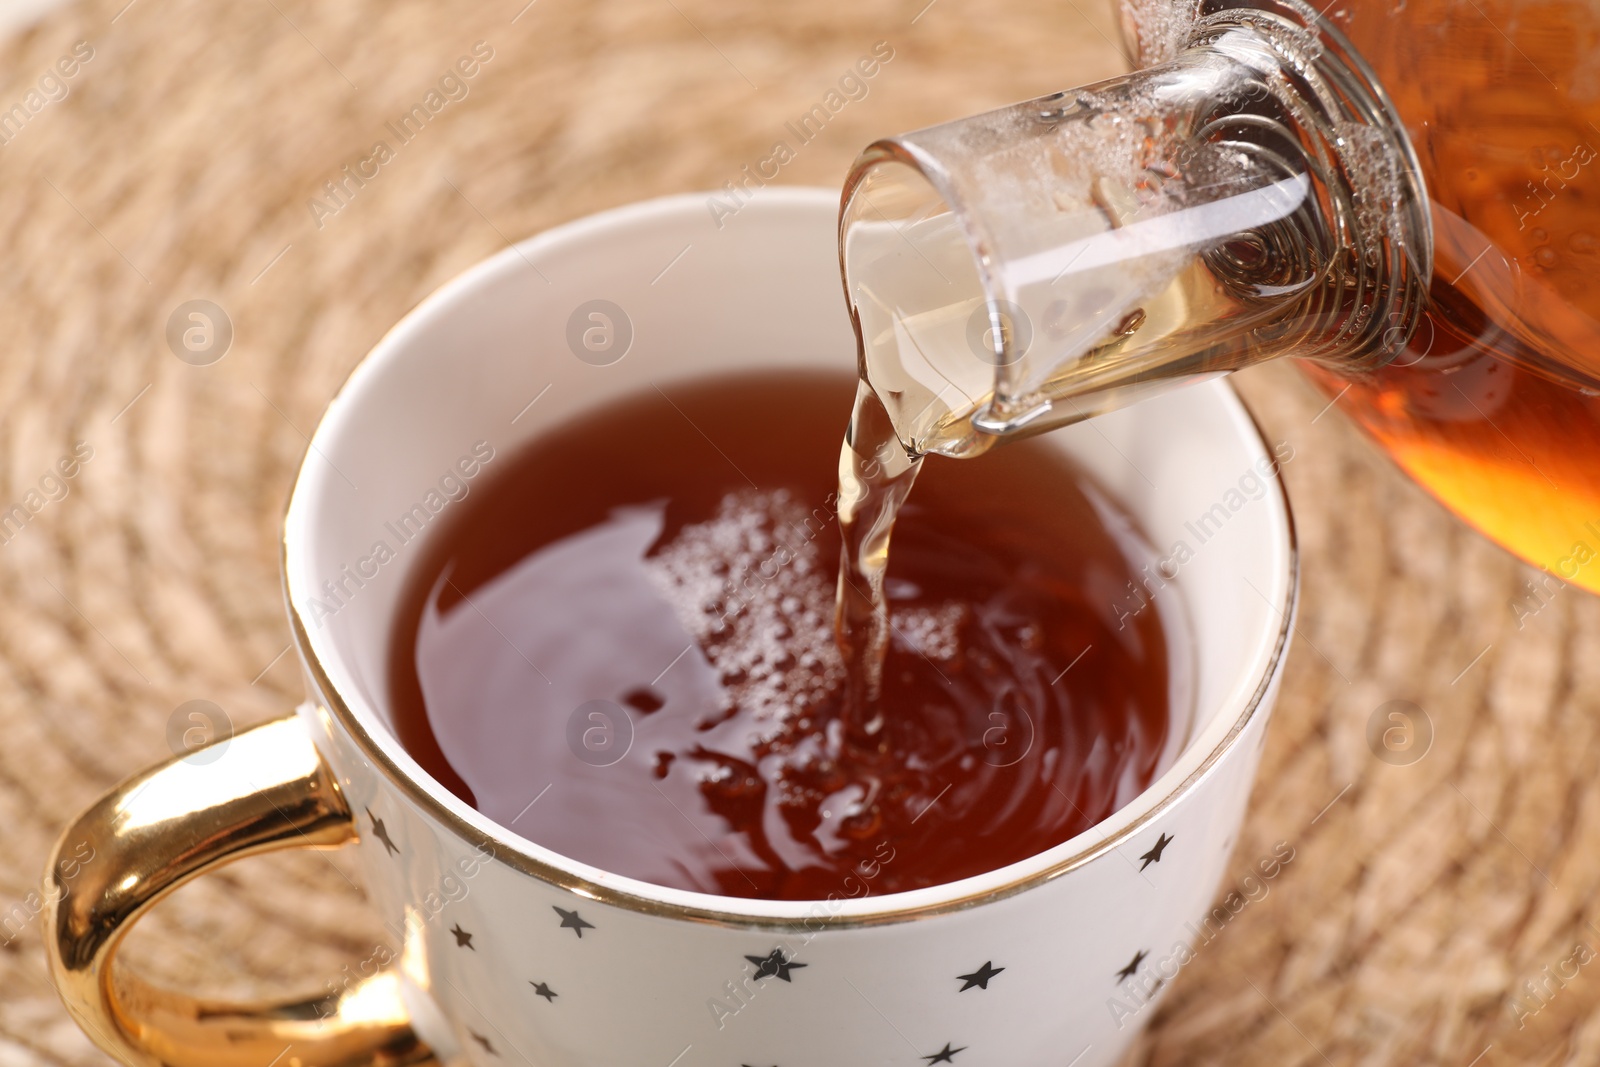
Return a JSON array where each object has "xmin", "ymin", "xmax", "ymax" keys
[{"xmin": 839, "ymin": 0, "xmax": 1431, "ymax": 454}]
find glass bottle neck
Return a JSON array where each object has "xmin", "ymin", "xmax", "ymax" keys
[{"xmin": 839, "ymin": 0, "xmax": 1432, "ymax": 455}]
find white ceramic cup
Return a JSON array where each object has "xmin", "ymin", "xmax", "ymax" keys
[{"xmin": 45, "ymin": 188, "xmax": 1295, "ymax": 1067}]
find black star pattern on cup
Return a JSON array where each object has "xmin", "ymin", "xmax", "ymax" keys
[
  {"xmin": 366, "ymin": 808, "xmax": 399, "ymax": 856},
  {"xmin": 468, "ymin": 1030, "xmax": 496, "ymax": 1055},
  {"xmin": 924, "ymin": 1042, "xmax": 966, "ymax": 1063},
  {"xmin": 450, "ymin": 924, "xmax": 474, "ymax": 950},
  {"xmin": 553, "ymin": 905, "xmax": 594, "ymax": 938},
  {"xmin": 1115, "ymin": 949, "xmax": 1148, "ymax": 983},
  {"xmin": 745, "ymin": 948, "xmax": 807, "ymax": 982},
  {"xmin": 1138, "ymin": 831, "xmax": 1174, "ymax": 871},
  {"xmin": 529, "ymin": 980, "xmax": 557, "ymax": 1002},
  {"xmin": 956, "ymin": 961, "xmax": 1004, "ymax": 991}
]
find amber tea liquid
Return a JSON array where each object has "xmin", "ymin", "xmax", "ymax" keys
[
  {"xmin": 389, "ymin": 371, "xmax": 1189, "ymax": 900},
  {"xmin": 1306, "ymin": 0, "xmax": 1600, "ymax": 592}
]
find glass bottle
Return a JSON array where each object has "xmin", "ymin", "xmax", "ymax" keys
[{"xmin": 839, "ymin": 0, "xmax": 1600, "ymax": 593}]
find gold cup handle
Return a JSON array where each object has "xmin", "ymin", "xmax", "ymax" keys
[{"xmin": 43, "ymin": 713, "xmax": 439, "ymax": 1067}]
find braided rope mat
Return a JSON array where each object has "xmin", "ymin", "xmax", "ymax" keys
[{"xmin": 0, "ymin": 1, "xmax": 1594, "ymax": 1063}]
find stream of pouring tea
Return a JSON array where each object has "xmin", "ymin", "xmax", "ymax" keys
[
  {"xmin": 833, "ymin": 380, "xmax": 922, "ymax": 741},
  {"xmin": 832, "ymin": 187, "xmax": 1006, "ymax": 740}
]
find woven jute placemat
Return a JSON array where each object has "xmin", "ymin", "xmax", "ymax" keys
[{"xmin": 0, "ymin": 1, "xmax": 1595, "ymax": 1063}]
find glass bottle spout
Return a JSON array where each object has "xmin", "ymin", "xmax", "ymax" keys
[{"xmin": 839, "ymin": 0, "xmax": 1433, "ymax": 457}]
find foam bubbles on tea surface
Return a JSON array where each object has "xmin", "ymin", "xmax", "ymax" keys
[
  {"xmin": 645, "ymin": 487, "xmax": 970, "ymax": 758},
  {"xmin": 645, "ymin": 488, "xmax": 846, "ymax": 738},
  {"xmin": 889, "ymin": 599, "xmax": 964, "ymax": 662}
]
